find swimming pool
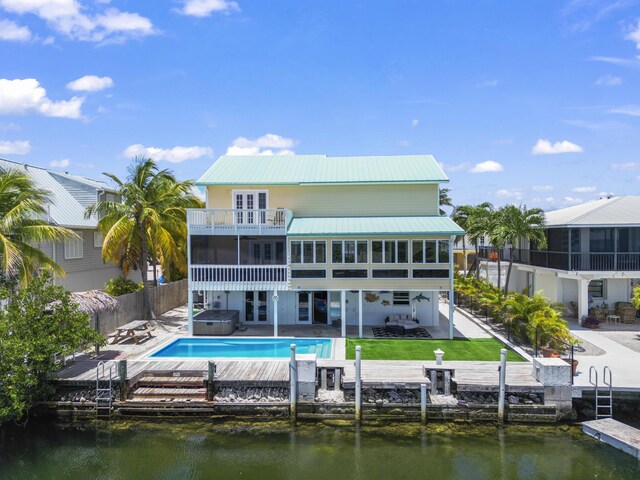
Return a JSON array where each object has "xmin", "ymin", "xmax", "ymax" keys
[{"xmin": 149, "ymin": 337, "xmax": 333, "ymax": 359}]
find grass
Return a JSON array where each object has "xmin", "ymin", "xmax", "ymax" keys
[{"xmin": 344, "ymin": 338, "xmax": 526, "ymax": 362}]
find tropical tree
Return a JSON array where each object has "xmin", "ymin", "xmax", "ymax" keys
[
  {"xmin": 499, "ymin": 204, "xmax": 547, "ymax": 294},
  {"xmin": 86, "ymin": 158, "xmax": 203, "ymax": 319},
  {"xmin": 464, "ymin": 202, "xmax": 494, "ymax": 279},
  {"xmin": 439, "ymin": 188, "xmax": 453, "ymax": 215},
  {"xmin": 0, "ymin": 168, "xmax": 76, "ymax": 286}
]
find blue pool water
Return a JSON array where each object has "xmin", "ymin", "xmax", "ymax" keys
[{"xmin": 150, "ymin": 337, "xmax": 333, "ymax": 359}]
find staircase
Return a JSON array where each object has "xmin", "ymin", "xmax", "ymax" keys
[
  {"xmin": 127, "ymin": 371, "xmax": 207, "ymax": 403},
  {"xmin": 589, "ymin": 366, "xmax": 613, "ymax": 419},
  {"xmin": 96, "ymin": 361, "xmax": 114, "ymax": 418}
]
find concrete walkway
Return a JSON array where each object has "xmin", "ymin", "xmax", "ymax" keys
[{"xmin": 571, "ymin": 324, "xmax": 640, "ymax": 392}]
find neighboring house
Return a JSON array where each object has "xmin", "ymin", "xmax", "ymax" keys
[
  {"xmin": 453, "ymin": 233, "xmax": 490, "ymax": 272},
  {"xmin": 188, "ymin": 154, "xmax": 464, "ymax": 338},
  {"xmin": 0, "ymin": 158, "xmax": 124, "ymax": 292},
  {"xmin": 482, "ymin": 196, "xmax": 640, "ymax": 320}
]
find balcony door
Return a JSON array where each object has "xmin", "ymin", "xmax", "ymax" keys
[
  {"xmin": 234, "ymin": 190, "xmax": 268, "ymax": 225},
  {"xmin": 245, "ymin": 291, "xmax": 268, "ymax": 322}
]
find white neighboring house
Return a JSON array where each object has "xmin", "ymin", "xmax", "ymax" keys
[
  {"xmin": 0, "ymin": 158, "xmax": 126, "ymax": 292},
  {"xmin": 487, "ymin": 196, "xmax": 640, "ymax": 320}
]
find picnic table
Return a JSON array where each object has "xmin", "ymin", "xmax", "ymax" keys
[{"xmin": 110, "ymin": 320, "xmax": 155, "ymax": 344}]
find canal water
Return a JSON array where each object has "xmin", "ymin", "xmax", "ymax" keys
[{"xmin": 1, "ymin": 420, "xmax": 638, "ymax": 479}]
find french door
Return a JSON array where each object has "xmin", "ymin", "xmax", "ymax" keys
[
  {"xmin": 245, "ymin": 291, "xmax": 268, "ymax": 322},
  {"xmin": 297, "ymin": 292, "xmax": 311, "ymax": 324},
  {"xmin": 234, "ymin": 191, "xmax": 268, "ymax": 225}
]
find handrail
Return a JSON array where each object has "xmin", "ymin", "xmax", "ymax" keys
[
  {"xmin": 588, "ymin": 365, "xmax": 597, "ymax": 388},
  {"xmin": 603, "ymin": 365, "xmax": 612, "ymax": 389}
]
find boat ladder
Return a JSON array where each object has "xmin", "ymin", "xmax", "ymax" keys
[
  {"xmin": 589, "ymin": 366, "xmax": 613, "ymax": 419},
  {"xmin": 96, "ymin": 361, "xmax": 114, "ymax": 418}
]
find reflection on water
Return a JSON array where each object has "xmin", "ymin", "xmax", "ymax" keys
[{"xmin": 0, "ymin": 420, "xmax": 638, "ymax": 480}]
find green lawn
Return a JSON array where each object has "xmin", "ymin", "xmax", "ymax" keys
[{"xmin": 345, "ymin": 338, "xmax": 525, "ymax": 361}]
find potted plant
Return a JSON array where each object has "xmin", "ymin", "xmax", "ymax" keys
[
  {"xmin": 581, "ymin": 315, "xmax": 600, "ymax": 329},
  {"xmin": 488, "ymin": 251, "xmax": 499, "ymax": 261}
]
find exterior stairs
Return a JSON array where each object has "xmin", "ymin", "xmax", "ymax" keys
[{"xmin": 127, "ymin": 372, "xmax": 207, "ymax": 403}]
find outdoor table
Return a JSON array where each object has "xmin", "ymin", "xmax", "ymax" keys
[{"xmin": 110, "ymin": 320, "xmax": 154, "ymax": 344}]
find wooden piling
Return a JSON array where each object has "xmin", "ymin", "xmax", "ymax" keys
[
  {"xmin": 290, "ymin": 344, "xmax": 297, "ymax": 423},
  {"xmin": 118, "ymin": 360, "xmax": 128, "ymax": 401},
  {"xmin": 420, "ymin": 383, "xmax": 427, "ymax": 425},
  {"xmin": 355, "ymin": 346, "xmax": 362, "ymax": 423}
]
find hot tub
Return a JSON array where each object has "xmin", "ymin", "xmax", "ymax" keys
[{"xmin": 192, "ymin": 310, "xmax": 239, "ymax": 335}]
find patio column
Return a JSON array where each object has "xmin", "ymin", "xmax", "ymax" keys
[
  {"xmin": 188, "ymin": 289, "xmax": 194, "ymax": 335},
  {"xmin": 273, "ymin": 289, "xmax": 279, "ymax": 337},
  {"xmin": 358, "ymin": 289, "xmax": 363, "ymax": 338},
  {"xmin": 341, "ymin": 290, "xmax": 347, "ymax": 338},
  {"xmin": 449, "ymin": 236, "xmax": 455, "ymax": 340},
  {"xmin": 577, "ymin": 277, "xmax": 589, "ymax": 321}
]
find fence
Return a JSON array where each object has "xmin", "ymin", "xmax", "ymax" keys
[{"xmin": 90, "ymin": 279, "xmax": 187, "ymax": 335}]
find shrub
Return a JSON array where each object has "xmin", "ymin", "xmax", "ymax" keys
[
  {"xmin": 104, "ymin": 277, "xmax": 143, "ymax": 297},
  {"xmin": 581, "ymin": 315, "xmax": 600, "ymax": 329},
  {"xmin": 632, "ymin": 284, "xmax": 640, "ymax": 310}
]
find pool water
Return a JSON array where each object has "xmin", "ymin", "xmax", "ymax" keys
[{"xmin": 150, "ymin": 337, "xmax": 333, "ymax": 359}]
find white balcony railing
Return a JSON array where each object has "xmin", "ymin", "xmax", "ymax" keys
[
  {"xmin": 187, "ymin": 208, "xmax": 291, "ymax": 235},
  {"xmin": 189, "ymin": 265, "xmax": 290, "ymax": 291}
]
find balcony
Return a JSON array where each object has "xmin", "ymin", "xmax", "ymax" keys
[
  {"xmin": 187, "ymin": 208, "xmax": 292, "ymax": 236},
  {"xmin": 480, "ymin": 247, "xmax": 640, "ymax": 272},
  {"xmin": 189, "ymin": 265, "xmax": 290, "ymax": 291}
]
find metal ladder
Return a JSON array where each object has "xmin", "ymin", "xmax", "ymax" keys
[
  {"xmin": 589, "ymin": 366, "xmax": 613, "ymax": 419},
  {"xmin": 96, "ymin": 361, "xmax": 114, "ymax": 418}
]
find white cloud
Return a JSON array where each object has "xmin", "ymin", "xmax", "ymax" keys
[
  {"xmin": 495, "ymin": 188, "xmax": 522, "ymax": 199},
  {"xmin": 66, "ymin": 75, "xmax": 113, "ymax": 92},
  {"xmin": 49, "ymin": 158, "xmax": 70, "ymax": 168},
  {"xmin": 625, "ymin": 18, "xmax": 640, "ymax": 50},
  {"xmin": 177, "ymin": 0, "xmax": 240, "ymax": 17},
  {"xmin": 0, "ymin": 78, "xmax": 84, "ymax": 119},
  {"xmin": 0, "ymin": 0, "xmax": 156, "ymax": 43},
  {"xmin": 469, "ymin": 160, "xmax": 504, "ymax": 173},
  {"xmin": 410, "ymin": 119, "xmax": 419, "ymax": 127},
  {"xmin": 0, "ymin": 18, "xmax": 31, "ymax": 41},
  {"xmin": 531, "ymin": 139, "xmax": 583, "ymax": 155},
  {"xmin": 544, "ymin": 197, "xmax": 556, "ymax": 204},
  {"xmin": 563, "ymin": 196, "xmax": 583, "ymax": 205},
  {"xmin": 446, "ymin": 162, "xmax": 470, "ymax": 172},
  {"xmin": 476, "ymin": 79, "xmax": 499, "ymax": 88},
  {"xmin": 532, "ymin": 185, "xmax": 554, "ymax": 192},
  {"xmin": 123, "ymin": 144, "xmax": 213, "ymax": 163},
  {"xmin": 226, "ymin": 134, "xmax": 296, "ymax": 156},
  {"xmin": 611, "ymin": 162, "xmax": 639, "ymax": 170},
  {"xmin": 608, "ymin": 105, "xmax": 640, "ymax": 117},
  {"xmin": 0, "ymin": 139, "xmax": 30, "ymax": 155},
  {"xmin": 571, "ymin": 186, "xmax": 596, "ymax": 193},
  {"xmin": 594, "ymin": 75, "xmax": 622, "ymax": 86}
]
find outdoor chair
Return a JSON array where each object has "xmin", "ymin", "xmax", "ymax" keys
[
  {"xmin": 568, "ymin": 301, "xmax": 579, "ymax": 318},
  {"xmin": 589, "ymin": 307, "xmax": 607, "ymax": 323},
  {"xmin": 615, "ymin": 302, "xmax": 637, "ymax": 323},
  {"xmin": 385, "ymin": 314, "xmax": 419, "ymax": 334}
]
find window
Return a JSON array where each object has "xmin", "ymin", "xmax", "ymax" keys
[
  {"xmin": 412, "ymin": 240, "xmax": 450, "ymax": 263},
  {"xmin": 291, "ymin": 270, "xmax": 327, "ymax": 279},
  {"xmin": 332, "ymin": 269, "xmax": 368, "ymax": 278},
  {"xmin": 372, "ymin": 269, "xmax": 408, "ymax": 278},
  {"xmin": 393, "ymin": 291, "xmax": 410, "ymax": 305},
  {"xmin": 64, "ymin": 231, "xmax": 83, "ymax": 259},
  {"xmin": 93, "ymin": 231, "xmax": 103, "ymax": 248},
  {"xmin": 412, "ymin": 269, "xmax": 449, "ymax": 278},
  {"xmin": 371, "ymin": 240, "xmax": 408, "ymax": 264},
  {"xmin": 331, "ymin": 240, "xmax": 367, "ymax": 263},
  {"xmin": 290, "ymin": 241, "xmax": 326, "ymax": 264},
  {"xmin": 588, "ymin": 280, "xmax": 605, "ymax": 299}
]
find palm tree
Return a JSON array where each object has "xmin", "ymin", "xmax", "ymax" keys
[
  {"xmin": 0, "ymin": 168, "xmax": 76, "ymax": 285},
  {"xmin": 464, "ymin": 202, "xmax": 494, "ymax": 279},
  {"xmin": 499, "ymin": 204, "xmax": 547, "ymax": 295},
  {"xmin": 451, "ymin": 204, "xmax": 475, "ymax": 276},
  {"xmin": 86, "ymin": 158, "xmax": 203, "ymax": 319},
  {"xmin": 439, "ymin": 188, "xmax": 452, "ymax": 215}
]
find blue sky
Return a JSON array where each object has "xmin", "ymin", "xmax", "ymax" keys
[{"xmin": 1, "ymin": 0, "xmax": 639, "ymax": 210}]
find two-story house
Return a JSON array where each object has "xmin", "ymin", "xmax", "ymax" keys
[
  {"xmin": 486, "ymin": 196, "xmax": 640, "ymax": 320},
  {"xmin": 0, "ymin": 158, "xmax": 125, "ymax": 292},
  {"xmin": 187, "ymin": 154, "xmax": 464, "ymax": 338}
]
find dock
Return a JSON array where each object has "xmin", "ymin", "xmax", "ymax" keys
[{"xmin": 583, "ymin": 418, "xmax": 640, "ymax": 459}]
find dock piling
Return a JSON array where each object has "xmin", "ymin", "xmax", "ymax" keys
[
  {"xmin": 420, "ymin": 383, "xmax": 427, "ymax": 424},
  {"xmin": 290, "ymin": 344, "xmax": 297, "ymax": 422},
  {"xmin": 498, "ymin": 348, "xmax": 507, "ymax": 423},
  {"xmin": 118, "ymin": 360, "xmax": 128, "ymax": 401},
  {"xmin": 355, "ymin": 346, "xmax": 362, "ymax": 423},
  {"xmin": 207, "ymin": 361, "xmax": 216, "ymax": 401}
]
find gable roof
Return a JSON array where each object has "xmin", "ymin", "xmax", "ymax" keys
[
  {"xmin": 197, "ymin": 154, "xmax": 448, "ymax": 186},
  {"xmin": 0, "ymin": 158, "xmax": 113, "ymax": 229},
  {"xmin": 545, "ymin": 196, "xmax": 640, "ymax": 227},
  {"xmin": 287, "ymin": 216, "xmax": 464, "ymax": 237}
]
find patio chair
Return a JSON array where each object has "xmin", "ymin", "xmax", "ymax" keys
[
  {"xmin": 385, "ymin": 314, "xmax": 419, "ymax": 334},
  {"xmin": 615, "ymin": 302, "xmax": 637, "ymax": 323},
  {"xmin": 589, "ymin": 307, "xmax": 607, "ymax": 323},
  {"xmin": 568, "ymin": 301, "xmax": 579, "ymax": 318}
]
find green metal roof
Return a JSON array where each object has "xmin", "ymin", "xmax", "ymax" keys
[
  {"xmin": 287, "ymin": 216, "xmax": 464, "ymax": 237},
  {"xmin": 197, "ymin": 154, "xmax": 448, "ymax": 186}
]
